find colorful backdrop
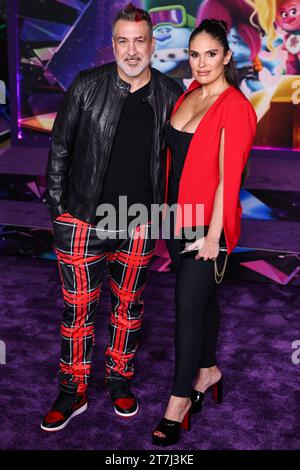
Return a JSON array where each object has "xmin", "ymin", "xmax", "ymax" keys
[{"xmin": 7, "ymin": 0, "xmax": 300, "ymax": 149}]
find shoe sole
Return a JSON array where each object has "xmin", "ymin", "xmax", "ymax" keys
[
  {"xmin": 114, "ymin": 402, "xmax": 139, "ymax": 418},
  {"xmin": 40, "ymin": 403, "xmax": 88, "ymax": 432}
]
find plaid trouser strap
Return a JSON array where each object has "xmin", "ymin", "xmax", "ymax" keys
[{"xmin": 53, "ymin": 212, "xmax": 156, "ymax": 393}]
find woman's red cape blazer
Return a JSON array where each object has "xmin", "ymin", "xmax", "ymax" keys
[{"xmin": 164, "ymin": 79, "xmax": 257, "ymax": 255}]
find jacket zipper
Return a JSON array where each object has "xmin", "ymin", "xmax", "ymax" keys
[{"xmin": 145, "ymin": 95, "xmax": 158, "ymax": 205}]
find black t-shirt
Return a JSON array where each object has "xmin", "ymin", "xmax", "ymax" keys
[{"xmin": 96, "ymin": 81, "xmax": 154, "ymax": 229}]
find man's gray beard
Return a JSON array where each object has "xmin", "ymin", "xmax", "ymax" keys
[{"xmin": 115, "ymin": 57, "xmax": 151, "ymax": 78}]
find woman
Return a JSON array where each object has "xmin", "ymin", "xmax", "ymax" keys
[{"xmin": 152, "ymin": 19, "xmax": 257, "ymax": 446}]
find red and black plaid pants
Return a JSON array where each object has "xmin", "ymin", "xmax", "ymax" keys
[{"xmin": 52, "ymin": 212, "xmax": 156, "ymax": 393}]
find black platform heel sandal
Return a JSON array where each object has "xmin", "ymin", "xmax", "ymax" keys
[
  {"xmin": 190, "ymin": 390, "xmax": 205, "ymax": 414},
  {"xmin": 152, "ymin": 410, "xmax": 191, "ymax": 447},
  {"xmin": 190, "ymin": 376, "xmax": 223, "ymax": 413}
]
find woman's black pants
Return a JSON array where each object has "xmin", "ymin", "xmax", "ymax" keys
[{"xmin": 166, "ymin": 233, "xmax": 221, "ymax": 397}]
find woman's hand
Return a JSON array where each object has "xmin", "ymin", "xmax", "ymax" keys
[{"xmin": 185, "ymin": 236, "xmax": 220, "ymax": 261}]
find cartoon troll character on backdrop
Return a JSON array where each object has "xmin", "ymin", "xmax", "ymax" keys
[
  {"xmin": 261, "ymin": 0, "xmax": 300, "ymax": 74},
  {"xmin": 197, "ymin": 0, "xmax": 282, "ymax": 92},
  {"xmin": 144, "ymin": 0, "xmax": 200, "ymax": 79},
  {"xmin": 276, "ymin": 0, "xmax": 300, "ymax": 74}
]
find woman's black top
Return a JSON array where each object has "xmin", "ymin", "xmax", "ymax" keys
[
  {"xmin": 165, "ymin": 119, "xmax": 226, "ymax": 246},
  {"xmin": 165, "ymin": 120, "xmax": 193, "ymax": 207}
]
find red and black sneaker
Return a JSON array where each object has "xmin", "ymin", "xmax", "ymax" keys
[
  {"xmin": 106, "ymin": 373, "xmax": 138, "ymax": 418},
  {"xmin": 40, "ymin": 390, "xmax": 88, "ymax": 432}
]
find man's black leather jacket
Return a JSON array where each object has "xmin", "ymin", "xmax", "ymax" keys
[{"xmin": 45, "ymin": 62, "xmax": 182, "ymax": 223}]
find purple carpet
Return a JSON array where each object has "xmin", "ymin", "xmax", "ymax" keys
[{"xmin": 0, "ymin": 254, "xmax": 299, "ymax": 450}]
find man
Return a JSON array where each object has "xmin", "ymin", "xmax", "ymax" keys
[{"xmin": 41, "ymin": 3, "xmax": 182, "ymax": 431}]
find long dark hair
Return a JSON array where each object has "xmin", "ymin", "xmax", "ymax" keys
[
  {"xmin": 189, "ymin": 18, "xmax": 240, "ymax": 90},
  {"xmin": 189, "ymin": 19, "xmax": 250, "ymax": 185}
]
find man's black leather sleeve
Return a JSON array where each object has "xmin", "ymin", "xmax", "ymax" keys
[{"xmin": 45, "ymin": 72, "xmax": 82, "ymax": 221}]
